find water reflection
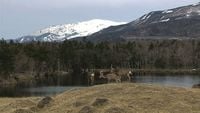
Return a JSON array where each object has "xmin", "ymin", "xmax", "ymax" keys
[
  {"xmin": 134, "ymin": 75, "xmax": 200, "ymax": 87},
  {"xmin": 0, "ymin": 75, "xmax": 199, "ymax": 97},
  {"xmin": 22, "ymin": 86, "xmax": 85, "ymax": 96},
  {"xmin": 0, "ymin": 86, "xmax": 85, "ymax": 97}
]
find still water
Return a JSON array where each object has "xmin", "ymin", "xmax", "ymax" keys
[
  {"xmin": 134, "ymin": 74, "xmax": 200, "ymax": 88},
  {"xmin": 0, "ymin": 86, "xmax": 85, "ymax": 97},
  {"xmin": 0, "ymin": 74, "xmax": 199, "ymax": 97}
]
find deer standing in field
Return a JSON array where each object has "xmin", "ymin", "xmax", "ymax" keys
[
  {"xmin": 127, "ymin": 71, "xmax": 132, "ymax": 82},
  {"xmin": 89, "ymin": 72, "xmax": 95, "ymax": 85},
  {"xmin": 115, "ymin": 69, "xmax": 133, "ymax": 82},
  {"xmin": 86, "ymin": 69, "xmax": 95, "ymax": 86},
  {"xmin": 99, "ymin": 71, "xmax": 121, "ymax": 83}
]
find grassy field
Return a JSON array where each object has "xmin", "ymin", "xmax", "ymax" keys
[{"xmin": 0, "ymin": 83, "xmax": 200, "ymax": 113}]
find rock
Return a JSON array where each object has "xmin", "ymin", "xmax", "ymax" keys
[
  {"xmin": 37, "ymin": 96, "xmax": 53, "ymax": 108},
  {"xmin": 92, "ymin": 98, "xmax": 109, "ymax": 106},
  {"xmin": 79, "ymin": 106, "xmax": 95, "ymax": 113},
  {"xmin": 105, "ymin": 107, "xmax": 126, "ymax": 113},
  {"xmin": 13, "ymin": 109, "xmax": 33, "ymax": 113},
  {"xmin": 192, "ymin": 84, "xmax": 200, "ymax": 88}
]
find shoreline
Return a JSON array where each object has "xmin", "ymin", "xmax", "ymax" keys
[
  {"xmin": 0, "ymin": 83, "xmax": 199, "ymax": 113},
  {"xmin": 133, "ymin": 69, "xmax": 200, "ymax": 75},
  {"xmin": 0, "ymin": 69, "xmax": 199, "ymax": 88}
]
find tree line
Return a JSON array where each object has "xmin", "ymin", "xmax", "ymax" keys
[{"xmin": 1, "ymin": 39, "xmax": 200, "ymax": 79}]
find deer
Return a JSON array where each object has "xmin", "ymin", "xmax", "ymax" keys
[
  {"xmin": 115, "ymin": 69, "xmax": 133, "ymax": 82},
  {"xmin": 109, "ymin": 64, "xmax": 133, "ymax": 82},
  {"xmin": 111, "ymin": 68, "xmax": 133, "ymax": 82},
  {"xmin": 89, "ymin": 73, "xmax": 95, "ymax": 85},
  {"xmin": 126, "ymin": 71, "xmax": 132, "ymax": 82},
  {"xmin": 85, "ymin": 69, "xmax": 95, "ymax": 86},
  {"xmin": 99, "ymin": 71, "xmax": 121, "ymax": 83}
]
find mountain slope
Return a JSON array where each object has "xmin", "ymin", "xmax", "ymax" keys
[
  {"xmin": 86, "ymin": 3, "xmax": 200, "ymax": 42},
  {"xmin": 17, "ymin": 19, "xmax": 126, "ymax": 43}
]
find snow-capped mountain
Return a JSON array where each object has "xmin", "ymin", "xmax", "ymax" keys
[
  {"xmin": 133, "ymin": 2, "xmax": 200, "ymax": 25},
  {"xmin": 84, "ymin": 2, "xmax": 200, "ymax": 42},
  {"xmin": 17, "ymin": 19, "xmax": 126, "ymax": 43}
]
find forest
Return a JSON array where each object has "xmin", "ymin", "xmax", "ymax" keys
[{"xmin": 0, "ymin": 39, "xmax": 200, "ymax": 85}]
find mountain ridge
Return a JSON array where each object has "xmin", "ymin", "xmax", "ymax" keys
[
  {"xmin": 16, "ymin": 3, "xmax": 200, "ymax": 43},
  {"xmin": 84, "ymin": 3, "xmax": 200, "ymax": 42},
  {"xmin": 16, "ymin": 19, "xmax": 126, "ymax": 43}
]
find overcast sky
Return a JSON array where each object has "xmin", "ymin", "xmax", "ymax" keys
[{"xmin": 0, "ymin": 0, "xmax": 199, "ymax": 39}]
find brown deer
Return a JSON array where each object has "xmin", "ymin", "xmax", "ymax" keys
[
  {"xmin": 99, "ymin": 71, "xmax": 121, "ymax": 83},
  {"xmin": 86, "ymin": 69, "xmax": 95, "ymax": 86},
  {"xmin": 89, "ymin": 72, "xmax": 95, "ymax": 85},
  {"xmin": 115, "ymin": 69, "xmax": 133, "ymax": 82}
]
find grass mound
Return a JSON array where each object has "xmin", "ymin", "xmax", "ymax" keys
[{"xmin": 0, "ymin": 83, "xmax": 200, "ymax": 113}]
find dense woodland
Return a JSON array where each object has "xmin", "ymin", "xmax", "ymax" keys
[{"xmin": 0, "ymin": 39, "xmax": 200, "ymax": 81}]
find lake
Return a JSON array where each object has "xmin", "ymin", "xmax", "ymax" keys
[
  {"xmin": 0, "ymin": 74, "xmax": 199, "ymax": 97},
  {"xmin": 133, "ymin": 74, "xmax": 200, "ymax": 88},
  {"xmin": 0, "ymin": 86, "xmax": 86, "ymax": 97}
]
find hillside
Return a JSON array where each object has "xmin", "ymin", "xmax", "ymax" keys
[
  {"xmin": 85, "ymin": 3, "xmax": 200, "ymax": 42},
  {"xmin": 11, "ymin": 3, "xmax": 200, "ymax": 43},
  {"xmin": 0, "ymin": 83, "xmax": 200, "ymax": 113}
]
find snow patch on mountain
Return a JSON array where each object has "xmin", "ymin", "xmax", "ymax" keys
[
  {"xmin": 186, "ymin": 14, "xmax": 190, "ymax": 17},
  {"xmin": 140, "ymin": 13, "xmax": 152, "ymax": 20},
  {"xmin": 192, "ymin": 2, "xmax": 200, "ymax": 6},
  {"xmin": 162, "ymin": 10, "xmax": 173, "ymax": 14},
  {"xmin": 160, "ymin": 18, "xmax": 170, "ymax": 22},
  {"xmin": 32, "ymin": 19, "xmax": 126, "ymax": 40}
]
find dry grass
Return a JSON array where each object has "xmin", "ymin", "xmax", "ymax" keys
[
  {"xmin": 0, "ymin": 97, "xmax": 41, "ymax": 113},
  {"xmin": 0, "ymin": 83, "xmax": 200, "ymax": 113}
]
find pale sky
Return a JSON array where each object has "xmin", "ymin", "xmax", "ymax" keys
[{"xmin": 0, "ymin": 0, "xmax": 199, "ymax": 39}]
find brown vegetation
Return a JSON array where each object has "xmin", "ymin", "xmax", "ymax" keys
[{"xmin": 0, "ymin": 83, "xmax": 200, "ymax": 113}]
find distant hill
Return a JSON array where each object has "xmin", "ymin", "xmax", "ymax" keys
[
  {"xmin": 84, "ymin": 3, "xmax": 200, "ymax": 42},
  {"xmin": 15, "ymin": 3, "xmax": 200, "ymax": 43}
]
